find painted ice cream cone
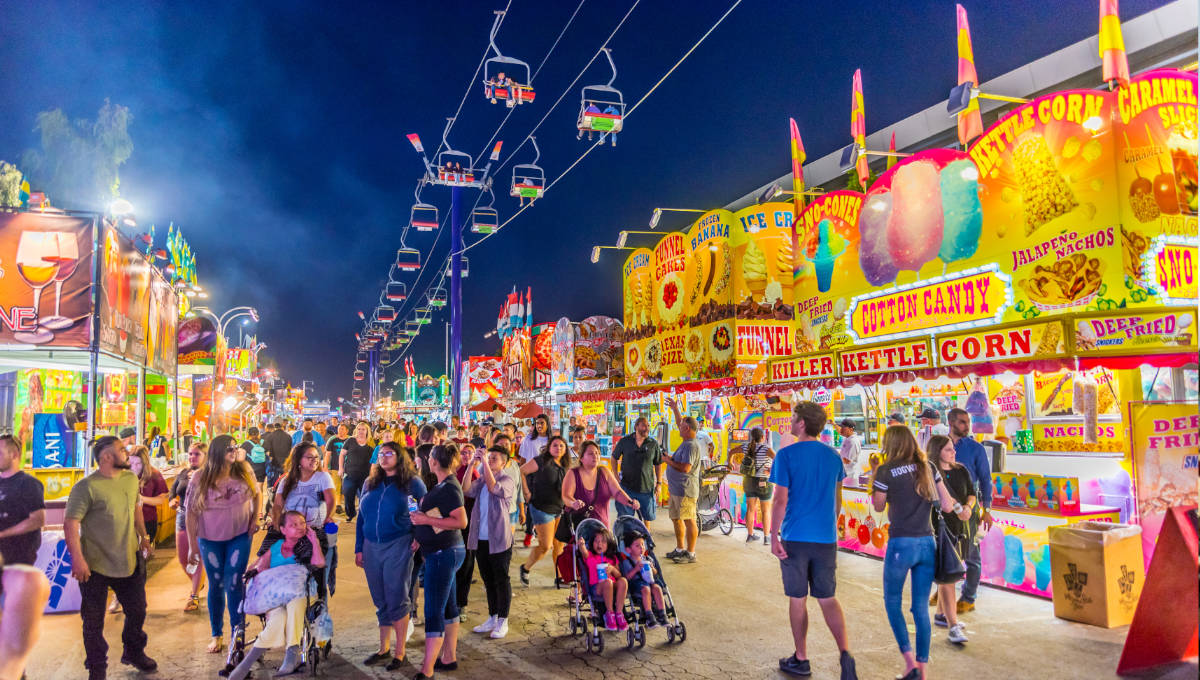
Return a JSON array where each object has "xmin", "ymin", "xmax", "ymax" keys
[{"xmin": 743, "ymin": 240, "xmax": 768, "ymax": 298}]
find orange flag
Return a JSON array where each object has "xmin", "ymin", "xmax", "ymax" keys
[
  {"xmin": 1099, "ymin": 0, "xmax": 1130, "ymax": 87},
  {"xmin": 956, "ymin": 4, "xmax": 984, "ymax": 146},
  {"xmin": 851, "ymin": 69, "xmax": 868, "ymax": 184}
]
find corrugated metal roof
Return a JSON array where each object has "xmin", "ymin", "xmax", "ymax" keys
[{"xmin": 723, "ymin": 0, "xmax": 1199, "ymax": 212}]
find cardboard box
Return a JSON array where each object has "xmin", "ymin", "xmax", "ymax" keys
[{"xmin": 1048, "ymin": 521, "xmax": 1144, "ymax": 628}]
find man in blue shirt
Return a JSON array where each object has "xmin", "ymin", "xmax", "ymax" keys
[
  {"xmin": 769, "ymin": 402, "xmax": 857, "ymax": 680},
  {"xmin": 292, "ymin": 418, "xmax": 326, "ymax": 447},
  {"xmin": 947, "ymin": 407, "xmax": 993, "ymax": 612}
]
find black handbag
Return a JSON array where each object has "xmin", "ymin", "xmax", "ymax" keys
[{"xmin": 934, "ymin": 510, "xmax": 966, "ymax": 583}]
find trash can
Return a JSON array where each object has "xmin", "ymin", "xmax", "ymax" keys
[{"xmin": 1048, "ymin": 521, "xmax": 1144, "ymax": 628}]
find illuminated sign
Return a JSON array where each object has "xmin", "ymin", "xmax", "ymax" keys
[
  {"xmin": 1145, "ymin": 234, "xmax": 1198, "ymax": 305},
  {"xmin": 768, "ymin": 353, "xmax": 837, "ymax": 383},
  {"xmin": 847, "ymin": 265, "xmax": 1012, "ymax": 343},
  {"xmin": 1073, "ymin": 308, "xmax": 1197, "ymax": 356},
  {"xmin": 735, "ymin": 322, "xmax": 793, "ymax": 361},
  {"xmin": 934, "ymin": 320, "xmax": 1066, "ymax": 367},
  {"xmin": 837, "ymin": 339, "xmax": 932, "ymax": 376}
]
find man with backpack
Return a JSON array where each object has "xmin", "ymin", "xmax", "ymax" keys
[{"xmin": 241, "ymin": 427, "xmax": 269, "ymax": 501}]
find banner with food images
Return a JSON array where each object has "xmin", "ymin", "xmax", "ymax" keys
[
  {"xmin": 652, "ymin": 232, "xmax": 688, "ymax": 383},
  {"xmin": 530, "ymin": 322, "xmax": 555, "ymax": 391},
  {"xmin": 576, "ymin": 315, "xmax": 623, "ymax": 386},
  {"xmin": 467, "ymin": 356, "xmax": 503, "ymax": 405},
  {"xmin": 1130, "ymin": 401, "xmax": 1199, "ymax": 566},
  {"xmin": 786, "ymin": 71, "xmax": 1198, "ymax": 358},
  {"xmin": 1115, "ymin": 69, "xmax": 1197, "ymax": 304},
  {"xmin": 681, "ymin": 210, "xmax": 736, "ymax": 382},
  {"xmin": 730, "ymin": 202, "xmax": 796, "ymax": 367},
  {"xmin": 550, "ymin": 317, "xmax": 575, "ymax": 394},
  {"xmin": 622, "ymin": 248, "xmax": 654, "ymax": 386}
]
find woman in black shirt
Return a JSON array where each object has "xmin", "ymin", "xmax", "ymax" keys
[
  {"xmin": 339, "ymin": 422, "xmax": 374, "ymax": 521},
  {"xmin": 517, "ymin": 435, "xmax": 571, "ymax": 586},
  {"xmin": 168, "ymin": 443, "xmax": 206, "ymax": 611},
  {"xmin": 871, "ymin": 426, "xmax": 958, "ymax": 680},
  {"xmin": 410, "ymin": 444, "xmax": 467, "ymax": 680},
  {"xmin": 927, "ymin": 435, "xmax": 975, "ymax": 644}
]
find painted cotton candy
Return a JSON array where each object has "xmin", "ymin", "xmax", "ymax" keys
[
  {"xmin": 938, "ymin": 159, "xmax": 983, "ymax": 263},
  {"xmin": 886, "ymin": 160, "xmax": 944, "ymax": 271},
  {"xmin": 858, "ymin": 192, "xmax": 899, "ymax": 286}
]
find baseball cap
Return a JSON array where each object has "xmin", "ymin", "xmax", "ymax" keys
[
  {"xmin": 119, "ymin": 427, "xmax": 137, "ymax": 439},
  {"xmin": 918, "ymin": 407, "xmax": 940, "ymax": 420},
  {"xmin": 838, "ymin": 418, "xmax": 856, "ymax": 430},
  {"xmin": 887, "ymin": 412, "xmax": 905, "ymax": 423}
]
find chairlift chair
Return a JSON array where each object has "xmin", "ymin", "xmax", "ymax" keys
[
  {"xmin": 377, "ymin": 305, "xmax": 396, "ymax": 322},
  {"xmin": 483, "ymin": 10, "xmax": 536, "ymax": 107},
  {"xmin": 577, "ymin": 48, "xmax": 624, "ymax": 146},
  {"xmin": 510, "ymin": 137, "xmax": 544, "ymax": 205},
  {"xmin": 352, "ymin": 388, "xmax": 362, "ymax": 398},
  {"xmin": 396, "ymin": 247, "xmax": 421, "ymax": 271},
  {"xmin": 446, "ymin": 256, "xmax": 470, "ymax": 278},
  {"xmin": 472, "ymin": 186, "xmax": 499, "ymax": 234},
  {"xmin": 356, "ymin": 352, "xmax": 367, "ymax": 362},
  {"xmin": 410, "ymin": 183, "xmax": 439, "ymax": 231},
  {"xmin": 386, "ymin": 281, "xmax": 408, "ymax": 302},
  {"xmin": 353, "ymin": 370, "xmax": 365, "ymax": 381},
  {"xmin": 434, "ymin": 149, "xmax": 478, "ymax": 187},
  {"xmin": 428, "ymin": 286, "xmax": 447, "ymax": 308},
  {"xmin": 380, "ymin": 351, "xmax": 392, "ymax": 363}
]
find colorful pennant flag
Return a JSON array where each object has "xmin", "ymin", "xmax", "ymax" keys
[
  {"xmin": 1099, "ymin": 0, "xmax": 1130, "ymax": 87},
  {"xmin": 788, "ymin": 118, "xmax": 807, "ymax": 217},
  {"xmin": 406, "ymin": 133, "xmax": 424, "ymax": 153},
  {"xmin": 956, "ymin": 4, "xmax": 984, "ymax": 146},
  {"xmin": 887, "ymin": 131, "xmax": 898, "ymax": 171},
  {"xmin": 851, "ymin": 69, "xmax": 869, "ymax": 184}
]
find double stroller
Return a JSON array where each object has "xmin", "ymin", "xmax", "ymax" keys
[
  {"xmin": 558, "ymin": 516, "xmax": 686, "ymax": 654},
  {"xmin": 221, "ymin": 537, "xmax": 337, "ymax": 677}
]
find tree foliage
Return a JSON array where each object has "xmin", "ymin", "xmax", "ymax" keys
[
  {"xmin": 22, "ymin": 99, "xmax": 133, "ymax": 210},
  {"xmin": 0, "ymin": 162, "xmax": 22, "ymax": 208}
]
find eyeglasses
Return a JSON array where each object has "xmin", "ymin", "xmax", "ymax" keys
[
  {"xmin": 226, "ymin": 447, "xmax": 239, "ymax": 453},
  {"xmin": 302, "ymin": 454, "xmax": 320, "ymax": 461},
  {"xmin": 378, "ymin": 451, "xmax": 397, "ymax": 458}
]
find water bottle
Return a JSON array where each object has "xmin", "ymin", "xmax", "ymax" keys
[
  {"xmin": 640, "ymin": 559, "xmax": 652, "ymax": 582},
  {"xmin": 408, "ymin": 495, "xmax": 420, "ymax": 514},
  {"xmin": 595, "ymin": 561, "xmax": 608, "ymax": 582},
  {"xmin": 324, "ymin": 521, "xmax": 338, "ymax": 535}
]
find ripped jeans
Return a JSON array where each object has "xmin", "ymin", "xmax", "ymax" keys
[{"xmin": 198, "ymin": 532, "xmax": 252, "ymax": 638}]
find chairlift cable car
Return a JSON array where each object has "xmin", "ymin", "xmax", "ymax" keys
[
  {"xmin": 385, "ymin": 281, "xmax": 408, "ymax": 302},
  {"xmin": 446, "ymin": 255, "xmax": 470, "ymax": 278},
  {"xmin": 482, "ymin": 10, "xmax": 535, "ymax": 107},
  {"xmin": 432, "ymin": 118, "xmax": 482, "ymax": 188},
  {"xmin": 577, "ymin": 48, "xmax": 624, "ymax": 146},
  {"xmin": 377, "ymin": 305, "xmax": 396, "ymax": 322},
  {"xmin": 471, "ymin": 185, "xmax": 499, "ymax": 234},
  {"xmin": 428, "ymin": 285, "xmax": 447, "ymax": 308},
  {"xmin": 510, "ymin": 137, "xmax": 545, "ymax": 206},
  {"xmin": 395, "ymin": 243, "xmax": 421, "ymax": 271},
  {"xmin": 410, "ymin": 180, "xmax": 439, "ymax": 231}
]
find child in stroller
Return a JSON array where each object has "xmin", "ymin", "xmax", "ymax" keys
[
  {"xmin": 222, "ymin": 511, "xmax": 329, "ymax": 679},
  {"xmin": 618, "ymin": 536, "xmax": 667, "ymax": 628},
  {"xmin": 613, "ymin": 515, "xmax": 687, "ymax": 644},
  {"xmin": 576, "ymin": 523, "xmax": 628, "ymax": 633}
]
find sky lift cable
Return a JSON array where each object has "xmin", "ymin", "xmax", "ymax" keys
[{"xmin": 457, "ymin": 0, "xmax": 743, "ymax": 256}]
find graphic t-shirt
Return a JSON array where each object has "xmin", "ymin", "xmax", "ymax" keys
[
  {"xmin": 325, "ymin": 438, "xmax": 347, "ymax": 471},
  {"xmin": 414, "ymin": 477, "xmax": 464, "ymax": 553},
  {"xmin": 0, "ymin": 471, "xmax": 44, "ymax": 564},
  {"xmin": 769, "ymin": 440, "xmax": 846, "ymax": 544},
  {"xmin": 873, "ymin": 460, "xmax": 943, "ymax": 538},
  {"xmin": 278, "ymin": 472, "xmax": 335, "ymax": 525}
]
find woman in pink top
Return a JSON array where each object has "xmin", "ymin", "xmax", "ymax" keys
[
  {"xmin": 562, "ymin": 440, "xmax": 640, "ymax": 529},
  {"xmin": 185, "ymin": 434, "xmax": 260, "ymax": 654}
]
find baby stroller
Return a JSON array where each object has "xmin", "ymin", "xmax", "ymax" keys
[
  {"xmin": 697, "ymin": 464, "xmax": 733, "ymax": 535},
  {"xmin": 222, "ymin": 563, "xmax": 333, "ymax": 677},
  {"xmin": 614, "ymin": 515, "xmax": 687, "ymax": 647},
  {"xmin": 564, "ymin": 518, "xmax": 638, "ymax": 655}
]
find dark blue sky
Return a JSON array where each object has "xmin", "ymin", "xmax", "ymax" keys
[{"xmin": 0, "ymin": 0, "xmax": 1169, "ymax": 400}]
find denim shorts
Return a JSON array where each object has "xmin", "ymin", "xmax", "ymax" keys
[{"xmin": 528, "ymin": 506, "xmax": 560, "ymax": 527}]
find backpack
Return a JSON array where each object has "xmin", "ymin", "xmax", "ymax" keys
[
  {"xmin": 739, "ymin": 444, "xmax": 758, "ymax": 476},
  {"xmin": 248, "ymin": 442, "xmax": 267, "ymax": 464}
]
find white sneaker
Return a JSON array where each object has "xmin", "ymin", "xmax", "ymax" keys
[
  {"xmin": 489, "ymin": 618, "xmax": 509, "ymax": 639},
  {"xmin": 473, "ymin": 615, "xmax": 498, "ymax": 634},
  {"xmin": 948, "ymin": 623, "xmax": 969, "ymax": 644}
]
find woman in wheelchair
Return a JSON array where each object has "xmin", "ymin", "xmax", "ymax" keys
[{"xmin": 226, "ymin": 511, "xmax": 325, "ymax": 679}]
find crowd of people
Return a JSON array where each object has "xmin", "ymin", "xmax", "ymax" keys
[{"xmin": 0, "ymin": 397, "xmax": 1000, "ymax": 680}]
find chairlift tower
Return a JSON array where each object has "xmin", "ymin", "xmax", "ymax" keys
[{"xmin": 407, "ymin": 119, "xmax": 503, "ymax": 418}]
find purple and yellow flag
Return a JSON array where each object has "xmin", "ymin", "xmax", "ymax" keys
[
  {"xmin": 1099, "ymin": 0, "xmax": 1130, "ymax": 87},
  {"xmin": 851, "ymin": 69, "xmax": 868, "ymax": 184},
  {"xmin": 956, "ymin": 4, "xmax": 984, "ymax": 146}
]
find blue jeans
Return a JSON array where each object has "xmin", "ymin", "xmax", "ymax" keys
[
  {"xmin": 422, "ymin": 545, "xmax": 465, "ymax": 638},
  {"xmin": 961, "ymin": 540, "xmax": 981, "ymax": 603},
  {"xmin": 198, "ymin": 532, "xmax": 252, "ymax": 638},
  {"xmin": 616, "ymin": 486, "xmax": 656, "ymax": 522},
  {"xmin": 883, "ymin": 536, "xmax": 936, "ymax": 663}
]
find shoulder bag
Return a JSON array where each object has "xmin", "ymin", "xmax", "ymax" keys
[{"xmin": 934, "ymin": 508, "xmax": 966, "ymax": 583}]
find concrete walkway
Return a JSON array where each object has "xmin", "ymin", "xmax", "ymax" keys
[{"xmin": 26, "ymin": 521, "xmax": 1187, "ymax": 679}]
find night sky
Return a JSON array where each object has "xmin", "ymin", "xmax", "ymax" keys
[{"xmin": 0, "ymin": 0, "xmax": 1171, "ymax": 401}]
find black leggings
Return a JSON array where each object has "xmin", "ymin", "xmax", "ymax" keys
[
  {"xmin": 476, "ymin": 542, "xmax": 512, "ymax": 619},
  {"xmin": 456, "ymin": 498, "xmax": 475, "ymax": 608}
]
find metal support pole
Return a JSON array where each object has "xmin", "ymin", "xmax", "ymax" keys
[
  {"xmin": 449, "ymin": 186, "xmax": 464, "ymax": 419},
  {"xmin": 136, "ymin": 367, "xmax": 146, "ymax": 443}
]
